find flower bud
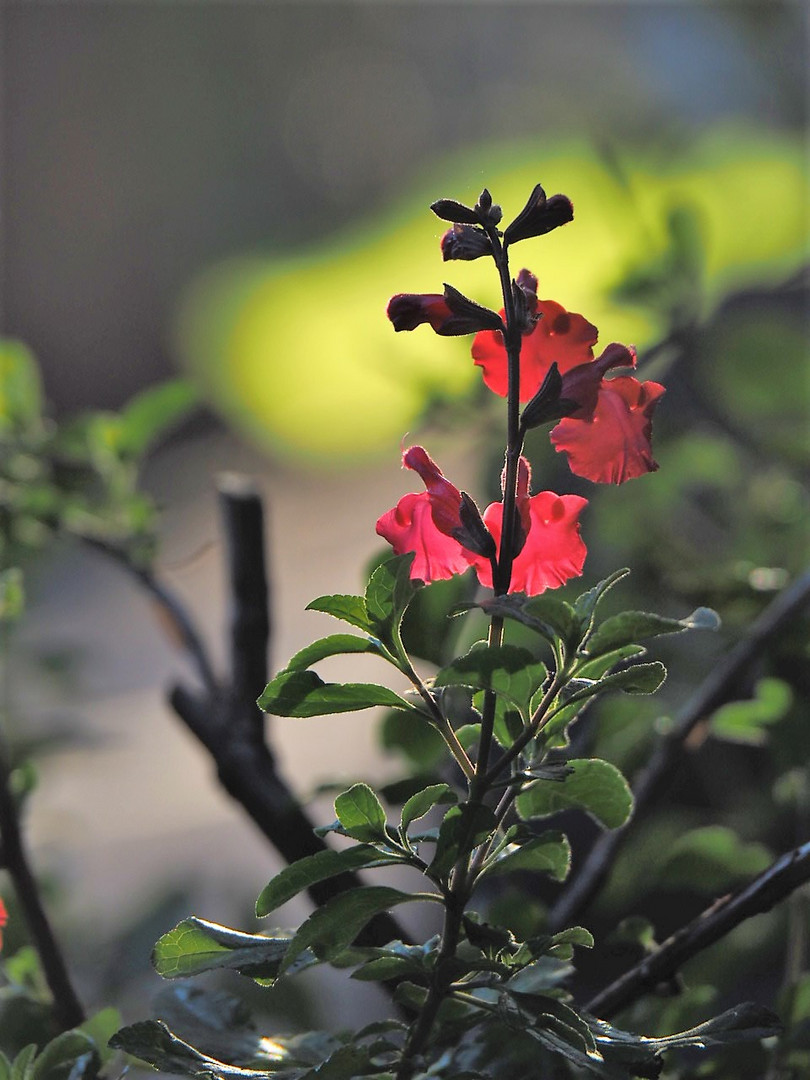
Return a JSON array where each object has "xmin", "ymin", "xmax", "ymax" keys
[
  {"xmin": 430, "ymin": 198, "xmax": 480, "ymax": 225},
  {"xmin": 504, "ymin": 184, "xmax": 574, "ymax": 246},
  {"xmin": 520, "ymin": 363, "xmax": 578, "ymax": 430},
  {"xmin": 452, "ymin": 492, "xmax": 497, "ymax": 560},
  {"xmin": 440, "ymin": 224, "xmax": 492, "ymax": 262}
]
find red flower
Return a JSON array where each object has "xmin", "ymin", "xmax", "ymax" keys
[
  {"xmin": 471, "ymin": 292, "xmax": 598, "ymax": 401},
  {"xmin": 376, "ymin": 447, "xmax": 587, "ymax": 596},
  {"xmin": 0, "ymin": 896, "xmax": 7, "ymax": 952},
  {"xmin": 470, "ymin": 275, "xmax": 664, "ymax": 484},
  {"xmin": 476, "ymin": 458, "xmax": 587, "ymax": 595}
]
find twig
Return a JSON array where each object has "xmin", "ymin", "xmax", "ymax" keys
[
  {"xmin": 585, "ymin": 840, "xmax": 810, "ymax": 1019},
  {"xmin": 90, "ymin": 481, "xmax": 410, "ymax": 949},
  {"xmin": 0, "ymin": 748, "xmax": 85, "ymax": 1029},
  {"xmin": 549, "ymin": 569, "xmax": 810, "ymax": 930}
]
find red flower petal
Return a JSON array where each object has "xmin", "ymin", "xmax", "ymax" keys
[
  {"xmin": 376, "ymin": 493, "xmax": 474, "ymax": 582},
  {"xmin": 402, "ymin": 446, "xmax": 464, "ymax": 536},
  {"xmin": 551, "ymin": 377, "xmax": 666, "ymax": 484},
  {"xmin": 476, "ymin": 492, "xmax": 588, "ymax": 595},
  {"xmin": 472, "ymin": 300, "xmax": 598, "ymax": 401}
]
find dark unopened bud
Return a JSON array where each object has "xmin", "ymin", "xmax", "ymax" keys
[
  {"xmin": 452, "ymin": 492, "xmax": 497, "ymax": 560},
  {"xmin": 520, "ymin": 363, "xmax": 578, "ymax": 430},
  {"xmin": 504, "ymin": 184, "xmax": 574, "ymax": 246},
  {"xmin": 440, "ymin": 224, "xmax": 492, "ymax": 262},
  {"xmin": 475, "ymin": 188, "xmax": 502, "ymax": 227},
  {"xmin": 510, "ymin": 503, "xmax": 528, "ymax": 559},
  {"xmin": 511, "ymin": 276, "xmax": 540, "ymax": 334},
  {"xmin": 430, "ymin": 198, "xmax": 480, "ymax": 226},
  {"xmin": 442, "ymin": 284, "xmax": 505, "ymax": 335}
]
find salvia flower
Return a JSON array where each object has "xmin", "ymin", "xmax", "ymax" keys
[
  {"xmin": 503, "ymin": 184, "xmax": 574, "ymax": 246},
  {"xmin": 471, "ymin": 272, "xmax": 665, "ymax": 484},
  {"xmin": 376, "ymin": 446, "xmax": 587, "ymax": 596},
  {"xmin": 388, "ymin": 285, "xmax": 503, "ymax": 337},
  {"xmin": 0, "ymin": 897, "xmax": 7, "ymax": 952}
]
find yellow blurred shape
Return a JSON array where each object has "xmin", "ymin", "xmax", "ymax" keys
[{"xmin": 176, "ymin": 127, "xmax": 806, "ymax": 462}]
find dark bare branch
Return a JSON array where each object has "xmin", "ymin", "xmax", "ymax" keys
[{"xmin": 585, "ymin": 840, "xmax": 810, "ymax": 1018}]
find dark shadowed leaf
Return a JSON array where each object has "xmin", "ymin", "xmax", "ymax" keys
[
  {"xmin": 256, "ymin": 846, "xmax": 406, "ymax": 917},
  {"xmin": 109, "ymin": 1021, "xmax": 279, "ymax": 1079},
  {"xmin": 400, "ymin": 783, "xmax": 458, "ymax": 834},
  {"xmin": 430, "ymin": 803, "xmax": 497, "ymax": 877},
  {"xmin": 280, "ymin": 887, "xmax": 417, "ymax": 973},
  {"xmin": 435, "ymin": 644, "xmax": 547, "ymax": 719}
]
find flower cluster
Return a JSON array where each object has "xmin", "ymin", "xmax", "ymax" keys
[
  {"xmin": 378, "ymin": 186, "xmax": 664, "ymax": 596},
  {"xmin": 376, "ymin": 446, "xmax": 587, "ymax": 595}
]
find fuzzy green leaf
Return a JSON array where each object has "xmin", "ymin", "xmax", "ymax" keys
[
  {"xmin": 430, "ymin": 802, "xmax": 497, "ymax": 877},
  {"xmin": 517, "ymin": 758, "xmax": 633, "ymax": 830},
  {"xmin": 257, "ymin": 670, "xmax": 413, "ymax": 717},
  {"xmin": 280, "ymin": 886, "xmax": 416, "ymax": 973},
  {"xmin": 480, "ymin": 830, "xmax": 571, "ymax": 883},
  {"xmin": 334, "ymin": 783, "xmax": 389, "ymax": 842},
  {"xmin": 400, "ymin": 783, "xmax": 458, "ymax": 834},
  {"xmin": 10, "ymin": 1047, "xmax": 38, "ymax": 1080},
  {"xmin": 584, "ymin": 607, "xmax": 720, "ymax": 657},
  {"xmin": 435, "ymin": 644, "xmax": 547, "ymax": 719},
  {"xmin": 284, "ymin": 634, "xmax": 386, "ymax": 671},
  {"xmin": 574, "ymin": 569, "xmax": 631, "ymax": 635},
  {"xmin": 256, "ymin": 845, "xmax": 405, "ymax": 917},
  {"xmin": 152, "ymin": 917, "xmax": 294, "ymax": 984},
  {"xmin": 364, "ymin": 553, "xmax": 418, "ymax": 638},
  {"xmin": 305, "ymin": 593, "xmax": 372, "ymax": 633}
]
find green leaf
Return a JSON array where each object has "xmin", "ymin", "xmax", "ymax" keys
[
  {"xmin": 280, "ymin": 886, "xmax": 416, "ymax": 973},
  {"xmin": 118, "ymin": 379, "xmax": 198, "ymax": 457},
  {"xmin": 364, "ymin": 553, "xmax": 418, "ymax": 640},
  {"xmin": 656, "ymin": 826, "xmax": 772, "ymax": 892},
  {"xmin": 573, "ymin": 569, "xmax": 631, "ymax": 636},
  {"xmin": 430, "ymin": 802, "xmax": 497, "ymax": 877},
  {"xmin": 473, "ymin": 593, "xmax": 576, "ymax": 650},
  {"xmin": 257, "ymin": 670, "xmax": 413, "ymax": 717},
  {"xmin": 10, "ymin": 1047, "xmax": 37, "ymax": 1080},
  {"xmin": 29, "ymin": 1033, "xmax": 99, "ymax": 1080},
  {"xmin": 710, "ymin": 677, "xmax": 793, "ymax": 745},
  {"xmin": 152, "ymin": 917, "xmax": 296, "ymax": 984},
  {"xmin": 584, "ymin": 607, "xmax": 720, "ymax": 657},
  {"xmin": 334, "ymin": 783, "xmax": 389, "ymax": 843},
  {"xmin": 552, "ymin": 926, "xmax": 594, "ymax": 950},
  {"xmin": 480, "ymin": 830, "xmax": 571, "ymax": 883},
  {"xmin": 379, "ymin": 709, "xmax": 445, "ymax": 770},
  {"xmin": 400, "ymin": 783, "xmax": 458, "ymax": 834},
  {"xmin": 306, "ymin": 593, "xmax": 373, "ymax": 633},
  {"xmin": 574, "ymin": 644, "xmax": 647, "ymax": 681},
  {"xmin": 435, "ymin": 644, "xmax": 547, "ymax": 719},
  {"xmin": 517, "ymin": 758, "xmax": 634, "ymax": 830},
  {"xmin": 256, "ymin": 845, "xmax": 405, "ymax": 917},
  {"xmin": 109, "ymin": 1020, "xmax": 279, "ymax": 1079},
  {"xmin": 77, "ymin": 1008, "xmax": 122, "ymax": 1068},
  {"xmin": 284, "ymin": 634, "xmax": 386, "ymax": 671},
  {"xmin": 0, "ymin": 568, "xmax": 25, "ymax": 622}
]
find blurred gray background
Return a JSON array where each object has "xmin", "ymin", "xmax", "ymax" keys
[{"xmin": 2, "ymin": 1, "xmax": 806, "ymax": 414}]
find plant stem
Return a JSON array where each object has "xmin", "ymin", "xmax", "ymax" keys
[{"xmin": 0, "ymin": 745, "xmax": 85, "ymax": 1030}]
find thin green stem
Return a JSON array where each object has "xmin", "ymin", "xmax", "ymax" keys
[
  {"xmin": 485, "ymin": 667, "xmax": 567, "ymax": 785},
  {"xmin": 402, "ymin": 660, "xmax": 475, "ymax": 781}
]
